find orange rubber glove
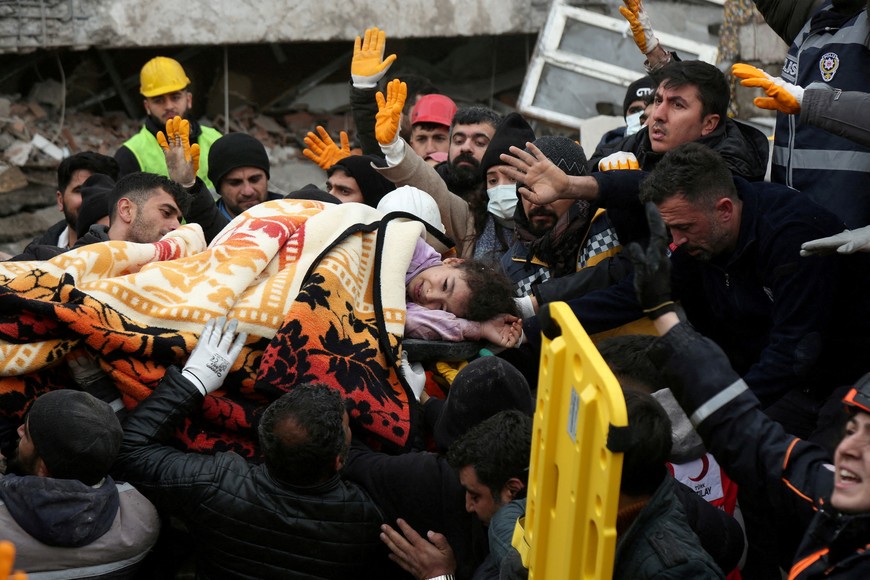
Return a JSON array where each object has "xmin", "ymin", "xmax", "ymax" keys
[
  {"xmin": 732, "ymin": 63, "xmax": 804, "ymax": 115},
  {"xmin": 598, "ymin": 151, "xmax": 640, "ymax": 171},
  {"xmin": 375, "ymin": 78, "xmax": 407, "ymax": 145},
  {"xmin": 0, "ymin": 541, "xmax": 27, "ymax": 580},
  {"xmin": 352, "ymin": 26, "xmax": 398, "ymax": 89},
  {"xmin": 619, "ymin": 0, "xmax": 660, "ymax": 55},
  {"xmin": 302, "ymin": 126, "xmax": 351, "ymax": 170},
  {"xmin": 157, "ymin": 116, "xmax": 200, "ymax": 187}
]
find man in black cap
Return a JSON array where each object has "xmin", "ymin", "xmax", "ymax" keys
[
  {"xmin": 162, "ymin": 126, "xmax": 285, "ymax": 243},
  {"xmin": 503, "ymin": 136, "xmax": 635, "ymax": 318},
  {"xmin": 596, "ymin": 75, "xmax": 656, "ymax": 150},
  {"xmin": 0, "ymin": 390, "xmax": 159, "ymax": 575}
]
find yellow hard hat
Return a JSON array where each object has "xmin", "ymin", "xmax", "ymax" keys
[{"xmin": 140, "ymin": 56, "xmax": 191, "ymax": 98}]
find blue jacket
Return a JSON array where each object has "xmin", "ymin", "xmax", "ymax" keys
[{"xmin": 649, "ymin": 322, "xmax": 870, "ymax": 579}]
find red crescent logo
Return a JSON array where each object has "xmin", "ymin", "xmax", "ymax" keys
[{"xmin": 689, "ymin": 454, "xmax": 710, "ymax": 482}]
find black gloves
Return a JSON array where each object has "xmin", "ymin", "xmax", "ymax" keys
[{"xmin": 626, "ymin": 202, "xmax": 675, "ymax": 320}]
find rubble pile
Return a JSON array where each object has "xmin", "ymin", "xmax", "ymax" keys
[{"xmin": 0, "ymin": 83, "xmax": 355, "ymax": 255}]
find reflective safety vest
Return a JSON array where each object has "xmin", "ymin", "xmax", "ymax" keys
[
  {"xmin": 123, "ymin": 124, "xmax": 222, "ymax": 190},
  {"xmin": 773, "ymin": 6, "xmax": 870, "ymax": 227}
]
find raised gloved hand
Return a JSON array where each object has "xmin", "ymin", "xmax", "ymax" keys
[
  {"xmin": 598, "ymin": 150, "xmax": 640, "ymax": 171},
  {"xmin": 303, "ymin": 126, "xmax": 351, "ymax": 170},
  {"xmin": 375, "ymin": 78, "xmax": 407, "ymax": 145},
  {"xmin": 352, "ymin": 26, "xmax": 397, "ymax": 89},
  {"xmin": 400, "ymin": 350, "xmax": 427, "ymax": 402},
  {"xmin": 800, "ymin": 226, "xmax": 870, "ymax": 256},
  {"xmin": 620, "ymin": 0, "xmax": 660, "ymax": 55},
  {"xmin": 626, "ymin": 202, "xmax": 675, "ymax": 319},
  {"xmin": 157, "ymin": 115, "xmax": 200, "ymax": 188},
  {"xmin": 0, "ymin": 541, "xmax": 27, "ymax": 580},
  {"xmin": 181, "ymin": 317, "xmax": 248, "ymax": 395},
  {"xmin": 732, "ymin": 63, "xmax": 804, "ymax": 115}
]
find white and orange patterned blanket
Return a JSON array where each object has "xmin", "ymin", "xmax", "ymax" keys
[{"xmin": 0, "ymin": 200, "xmax": 423, "ymax": 455}]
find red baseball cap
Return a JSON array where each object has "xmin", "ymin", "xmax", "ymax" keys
[{"xmin": 411, "ymin": 94, "xmax": 457, "ymax": 128}]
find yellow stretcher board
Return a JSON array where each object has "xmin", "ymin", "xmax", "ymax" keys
[{"xmin": 512, "ymin": 301, "xmax": 628, "ymax": 579}]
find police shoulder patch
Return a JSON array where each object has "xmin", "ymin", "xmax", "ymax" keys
[{"xmin": 819, "ymin": 52, "xmax": 839, "ymax": 82}]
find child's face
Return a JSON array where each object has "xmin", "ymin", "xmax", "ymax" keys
[{"xmin": 407, "ymin": 260, "xmax": 472, "ymax": 317}]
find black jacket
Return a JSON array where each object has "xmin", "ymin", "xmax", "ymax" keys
[
  {"xmin": 531, "ymin": 175, "xmax": 870, "ymax": 406},
  {"xmin": 343, "ymin": 441, "xmax": 487, "ymax": 580},
  {"xmin": 114, "ymin": 367, "xmax": 386, "ymax": 580},
  {"xmin": 649, "ymin": 322, "xmax": 870, "ymax": 579},
  {"xmin": 590, "ymin": 118, "xmax": 770, "ymax": 181}
]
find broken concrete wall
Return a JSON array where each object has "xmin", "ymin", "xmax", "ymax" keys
[{"xmin": 1, "ymin": 0, "xmax": 549, "ymax": 53}]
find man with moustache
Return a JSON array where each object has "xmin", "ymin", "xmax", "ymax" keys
[
  {"xmin": 115, "ymin": 56, "xmax": 221, "ymax": 189},
  {"xmin": 435, "ymin": 106, "xmax": 502, "ymax": 201},
  {"xmin": 501, "ymin": 136, "xmax": 630, "ymax": 309},
  {"xmin": 590, "ymin": 60, "xmax": 768, "ymax": 182}
]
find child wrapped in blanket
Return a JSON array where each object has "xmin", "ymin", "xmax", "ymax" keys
[
  {"xmin": 405, "ymin": 236, "xmax": 522, "ymax": 347},
  {"xmin": 377, "ymin": 186, "xmax": 521, "ymax": 348}
]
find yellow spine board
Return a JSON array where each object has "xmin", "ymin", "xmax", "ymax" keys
[{"xmin": 513, "ymin": 302, "xmax": 627, "ymax": 579}]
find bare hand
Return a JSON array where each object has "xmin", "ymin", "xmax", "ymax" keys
[
  {"xmin": 480, "ymin": 314, "xmax": 522, "ymax": 347},
  {"xmin": 499, "ymin": 142, "xmax": 570, "ymax": 206},
  {"xmin": 380, "ymin": 518, "xmax": 456, "ymax": 580}
]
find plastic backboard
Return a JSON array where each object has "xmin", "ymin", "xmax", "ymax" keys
[{"xmin": 513, "ymin": 301, "xmax": 627, "ymax": 579}]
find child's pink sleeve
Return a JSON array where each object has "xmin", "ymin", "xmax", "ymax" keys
[{"xmin": 405, "ymin": 302, "xmax": 482, "ymax": 341}]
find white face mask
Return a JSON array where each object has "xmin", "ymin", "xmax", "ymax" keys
[
  {"xmin": 625, "ymin": 111, "xmax": 644, "ymax": 136},
  {"xmin": 487, "ymin": 184, "xmax": 518, "ymax": 220}
]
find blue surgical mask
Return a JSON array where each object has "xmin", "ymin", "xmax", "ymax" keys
[
  {"xmin": 625, "ymin": 111, "xmax": 644, "ymax": 136},
  {"xmin": 487, "ymin": 184, "xmax": 518, "ymax": 220}
]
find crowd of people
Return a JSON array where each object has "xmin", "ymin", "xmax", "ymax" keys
[{"xmin": 2, "ymin": 0, "xmax": 870, "ymax": 578}]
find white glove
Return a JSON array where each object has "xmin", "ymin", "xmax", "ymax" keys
[
  {"xmin": 400, "ymin": 350, "xmax": 427, "ymax": 401},
  {"xmin": 513, "ymin": 295, "xmax": 536, "ymax": 319},
  {"xmin": 182, "ymin": 317, "xmax": 248, "ymax": 395},
  {"xmin": 800, "ymin": 226, "xmax": 870, "ymax": 256},
  {"xmin": 598, "ymin": 151, "xmax": 640, "ymax": 172}
]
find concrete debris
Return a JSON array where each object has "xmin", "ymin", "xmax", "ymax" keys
[{"xmin": 0, "ymin": 92, "xmax": 355, "ymax": 254}]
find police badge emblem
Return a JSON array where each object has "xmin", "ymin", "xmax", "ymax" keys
[{"xmin": 819, "ymin": 52, "xmax": 839, "ymax": 82}]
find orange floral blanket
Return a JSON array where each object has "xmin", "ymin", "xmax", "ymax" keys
[{"xmin": 0, "ymin": 200, "xmax": 422, "ymax": 456}]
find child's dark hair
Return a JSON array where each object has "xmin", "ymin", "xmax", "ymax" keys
[{"xmin": 456, "ymin": 259, "xmax": 519, "ymax": 321}]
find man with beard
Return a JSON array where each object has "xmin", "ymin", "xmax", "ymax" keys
[
  {"xmin": 435, "ymin": 106, "xmax": 501, "ymax": 201},
  {"xmin": 75, "ymin": 172, "xmax": 187, "ymax": 246},
  {"xmin": 23, "ymin": 151, "xmax": 118, "ymax": 252},
  {"xmin": 501, "ymin": 136, "xmax": 631, "ymax": 313},
  {"xmin": 115, "ymin": 56, "xmax": 221, "ymax": 189}
]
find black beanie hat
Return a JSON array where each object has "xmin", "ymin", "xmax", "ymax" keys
[
  {"xmin": 530, "ymin": 136, "xmax": 588, "ymax": 177},
  {"xmin": 207, "ymin": 132, "xmax": 271, "ymax": 189},
  {"xmin": 623, "ymin": 75, "xmax": 656, "ymax": 117},
  {"xmin": 328, "ymin": 155, "xmax": 396, "ymax": 208},
  {"xmin": 479, "ymin": 112, "xmax": 536, "ymax": 179},
  {"xmin": 433, "ymin": 356, "xmax": 533, "ymax": 452},
  {"xmin": 27, "ymin": 390, "xmax": 123, "ymax": 485},
  {"xmin": 75, "ymin": 173, "xmax": 116, "ymax": 238},
  {"xmin": 285, "ymin": 183, "xmax": 340, "ymax": 205}
]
